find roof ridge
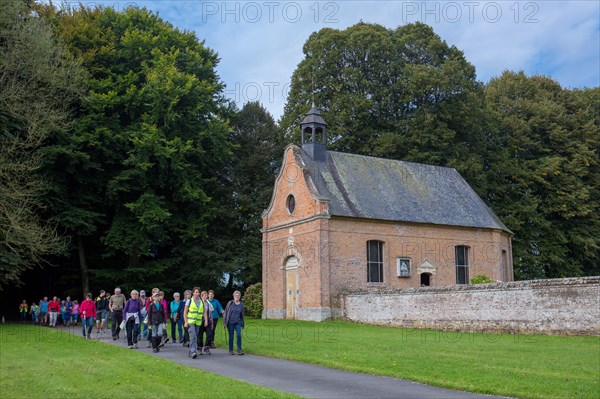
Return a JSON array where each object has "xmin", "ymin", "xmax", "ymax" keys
[{"xmin": 325, "ymin": 149, "xmax": 458, "ymax": 171}]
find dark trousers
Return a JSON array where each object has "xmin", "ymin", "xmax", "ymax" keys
[
  {"xmin": 82, "ymin": 317, "xmax": 94, "ymax": 337},
  {"xmin": 227, "ymin": 321, "xmax": 242, "ymax": 352},
  {"xmin": 170, "ymin": 318, "xmax": 183, "ymax": 341},
  {"xmin": 209, "ymin": 318, "xmax": 219, "ymax": 345},
  {"xmin": 111, "ymin": 310, "xmax": 123, "ymax": 338},
  {"xmin": 182, "ymin": 325, "xmax": 189, "ymax": 345},
  {"xmin": 197, "ymin": 323, "xmax": 211, "ymax": 350},
  {"xmin": 126, "ymin": 319, "xmax": 139, "ymax": 346}
]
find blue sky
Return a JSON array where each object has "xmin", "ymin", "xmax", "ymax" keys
[{"xmin": 64, "ymin": 1, "xmax": 599, "ymax": 120}]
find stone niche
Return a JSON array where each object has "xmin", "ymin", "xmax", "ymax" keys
[{"xmin": 417, "ymin": 258, "xmax": 437, "ymax": 275}]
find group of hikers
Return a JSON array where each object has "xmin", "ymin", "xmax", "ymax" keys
[
  {"xmin": 18, "ymin": 287, "xmax": 245, "ymax": 357},
  {"xmin": 20, "ymin": 296, "xmax": 79, "ymax": 327}
]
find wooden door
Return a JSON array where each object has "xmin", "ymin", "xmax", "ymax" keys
[
  {"xmin": 285, "ymin": 257, "xmax": 299, "ymax": 319},
  {"xmin": 286, "ymin": 269, "xmax": 297, "ymax": 319}
]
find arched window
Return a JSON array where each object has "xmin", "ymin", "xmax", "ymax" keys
[
  {"xmin": 367, "ymin": 240, "xmax": 384, "ymax": 283},
  {"xmin": 455, "ymin": 246, "xmax": 469, "ymax": 284},
  {"xmin": 303, "ymin": 127, "xmax": 314, "ymax": 142},
  {"xmin": 501, "ymin": 250, "xmax": 509, "ymax": 281}
]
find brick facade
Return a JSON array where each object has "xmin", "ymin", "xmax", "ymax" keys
[{"xmin": 262, "ymin": 145, "xmax": 513, "ymax": 321}]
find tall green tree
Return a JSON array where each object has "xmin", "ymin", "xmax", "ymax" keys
[
  {"xmin": 281, "ymin": 22, "xmax": 599, "ymax": 280},
  {"xmin": 280, "ymin": 22, "xmax": 485, "ymax": 185},
  {"xmin": 227, "ymin": 101, "xmax": 283, "ymax": 286},
  {"xmin": 181, "ymin": 101, "xmax": 282, "ymax": 293},
  {"xmin": 40, "ymin": 4, "xmax": 231, "ymax": 294},
  {"xmin": 0, "ymin": 0, "xmax": 82, "ymax": 289},
  {"xmin": 163, "ymin": 101, "xmax": 282, "ymax": 293},
  {"xmin": 483, "ymin": 71, "xmax": 600, "ymax": 279}
]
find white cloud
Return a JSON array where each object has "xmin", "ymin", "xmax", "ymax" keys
[{"xmin": 66, "ymin": 1, "xmax": 600, "ymax": 118}]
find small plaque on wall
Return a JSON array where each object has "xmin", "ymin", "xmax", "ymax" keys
[{"xmin": 397, "ymin": 257, "xmax": 411, "ymax": 277}]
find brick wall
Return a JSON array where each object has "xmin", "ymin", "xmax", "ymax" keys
[
  {"xmin": 328, "ymin": 217, "xmax": 513, "ymax": 292},
  {"xmin": 342, "ymin": 277, "xmax": 600, "ymax": 335},
  {"xmin": 263, "ymin": 146, "xmax": 335, "ymax": 321},
  {"xmin": 263, "ymin": 145, "xmax": 515, "ymax": 322}
]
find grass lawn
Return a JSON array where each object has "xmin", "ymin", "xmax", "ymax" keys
[
  {"xmin": 0, "ymin": 324, "xmax": 296, "ymax": 399},
  {"xmin": 212, "ymin": 319, "xmax": 600, "ymax": 399}
]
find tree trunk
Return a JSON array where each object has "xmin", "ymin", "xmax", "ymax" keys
[
  {"xmin": 128, "ymin": 248, "xmax": 139, "ymax": 268},
  {"xmin": 226, "ymin": 270, "xmax": 234, "ymax": 296},
  {"xmin": 78, "ymin": 236, "xmax": 89, "ymax": 295}
]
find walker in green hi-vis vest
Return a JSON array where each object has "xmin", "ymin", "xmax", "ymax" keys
[{"xmin": 187, "ymin": 299, "xmax": 204, "ymax": 326}]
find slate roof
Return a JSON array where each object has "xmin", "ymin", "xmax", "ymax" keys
[
  {"xmin": 301, "ymin": 104, "xmax": 327, "ymax": 126},
  {"xmin": 295, "ymin": 145, "xmax": 511, "ymax": 233}
]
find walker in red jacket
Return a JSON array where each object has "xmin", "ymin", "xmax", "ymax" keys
[{"xmin": 79, "ymin": 294, "xmax": 97, "ymax": 339}]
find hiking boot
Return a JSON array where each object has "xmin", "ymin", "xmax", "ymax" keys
[
  {"xmin": 191, "ymin": 352, "xmax": 197, "ymax": 359},
  {"xmin": 152, "ymin": 347, "xmax": 159, "ymax": 353},
  {"xmin": 203, "ymin": 346, "xmax": 211, "ymax": 355},
  {"xmin": 163, "ymin": 337, "xmax": 170, "ymax": 344},
  {"xmin": 133, "ymin": 344, "xmax": 138, "ymax": 349},
  {"xmin": 128, "ymin": 345, "xmax": 133, "ymax": 349},
  {"xmin": 229, "ymin": 350, "xmax": 235, "ymax": 355},
  {"xmin": 158, "ymin": 341, "xmax": 165, "ymax": 347},
  {"xmin": 237, "ymin": 350, "xmax": 244, "ymax": 355},
  {"xmin": 210, "ymin": 343, "xmax": 216, "ymax": 349}
]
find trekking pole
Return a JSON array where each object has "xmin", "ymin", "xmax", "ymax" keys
[{"xmin": 83, "ymin": 313, "xmax": 89, "ymax": 340}]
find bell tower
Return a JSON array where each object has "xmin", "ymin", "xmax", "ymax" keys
[{"xmin": 301, "ymin": 103, "xmax": 327, "ymax": 162}]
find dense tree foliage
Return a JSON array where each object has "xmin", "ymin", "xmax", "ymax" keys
[
  {"xmin": 175, "ymin": 102, "xmax": 282, "ymax": 293},
  {"xmin": 280, "ymin": 22, "xmax": 486, "ymax": 185},
  {"xmin": 281, "ymin": 23, "xmax": 599, "ymax": 280},
  {"xmin": 0, "ymin": 0, "xmax": 82, "ymax": 289},
  {"xmin": 483, "ymin": 72, "xmax": 599, "ymax": 278},
  {"xmin": 1, "ymin": 6, "xmax": 597, "ymax": 301},
  {"xmin": 38, "ymin": 4, "xmax": 232, "ymax": 294},
  {"xmin": 225, "ymin": 102, "xmax": 283, "ymax": 286}
]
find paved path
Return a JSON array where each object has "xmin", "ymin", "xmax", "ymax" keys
[{"xmin": 66, "ymin": 326, "xmax": 505, "ymax": 399}]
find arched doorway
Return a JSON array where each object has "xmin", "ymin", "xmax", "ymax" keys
[
  {"xmin": 285, "ymin": 256, "xmax": 299, "ymax": 319},
  {"xmin": 420, "ymin": 273, "xmax": 431, "ymax": 286}
]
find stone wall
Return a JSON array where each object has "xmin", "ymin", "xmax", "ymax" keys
[{"xmin": 341, "ymin": 277, "xmax": 600, "ymax": 335}]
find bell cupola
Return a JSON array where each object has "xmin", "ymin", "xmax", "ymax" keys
[{"xmin": 301, "ymin": 103, "xmax": 327, "ymax": 162}]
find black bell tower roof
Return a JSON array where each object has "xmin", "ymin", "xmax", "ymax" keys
[{"xmin": 300, "ymin": 103, "xmax": 327, "ymax": 162}]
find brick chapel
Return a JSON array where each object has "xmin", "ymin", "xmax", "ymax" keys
[{"xmin": 262, "ymin": 105, "xmax": 513, "ymax": 321}]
